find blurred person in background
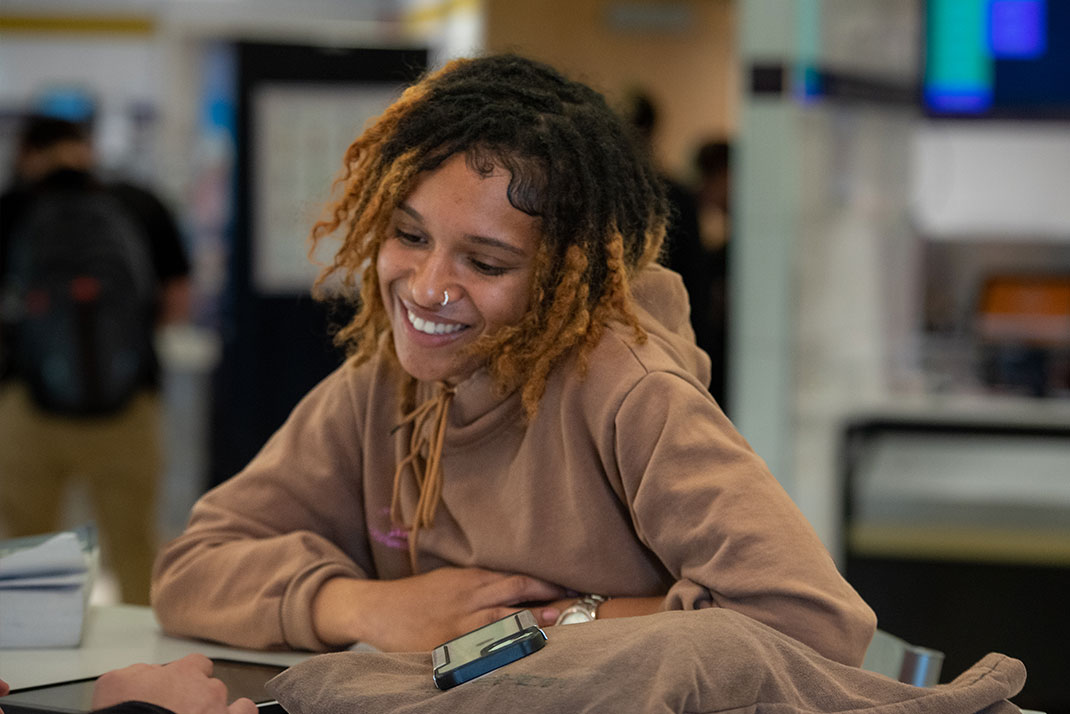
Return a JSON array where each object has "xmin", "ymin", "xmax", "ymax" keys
[
  {"xmin": 622, "ymin": 91, "xmax": 721, "ymax": 400},
  {"xmin": 693, "ymin": 139, "xmax": 732, "ymax": 412},
  {"xmin": 0, "ymin": 114, "xmax": 191, "ymax": 604}
]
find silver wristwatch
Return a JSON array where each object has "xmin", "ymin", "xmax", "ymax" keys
[{"xmin": 554, "ymin": 594, "xmax": 607, "ymax": 625}]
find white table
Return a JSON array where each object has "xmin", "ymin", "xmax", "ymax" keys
[{"xmin": 0, "ymin": 604, "xmax": 312, "ymax": 690}]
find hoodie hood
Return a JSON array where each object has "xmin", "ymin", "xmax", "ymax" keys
[{"xmin": 629, "ymin": 263, "xmax": 712, "ymax": 389}]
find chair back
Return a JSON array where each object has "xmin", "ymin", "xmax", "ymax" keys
[{"xmin": 862, "ymin": 629, "xmax": 944, "ymax": 686}]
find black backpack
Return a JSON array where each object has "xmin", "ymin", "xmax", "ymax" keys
[{"xmin": 2, "ymin": 186, "xmax": 156, "ymax": 415}]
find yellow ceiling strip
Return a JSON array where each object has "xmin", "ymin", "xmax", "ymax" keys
[
  {"xmin": 0, "ymin": 15, "xmax": 156, "ymax": 35},
  {"xmin": 402, "ymin": 0, "xmax": 481, "ymax": 29}
]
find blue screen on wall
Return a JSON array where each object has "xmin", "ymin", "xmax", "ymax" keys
[{"xmin": 925, "ymin": 0, "xmax": 1070, "ymax": 118}]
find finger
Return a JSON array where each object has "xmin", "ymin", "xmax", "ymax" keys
[
  {"xmin": 171, "ymin": 652, "xmax": 213, "ymax": 675},
  {"xmin": 98, "ymin": 662, "xmax": 153, "ymax": 682},
  {"xmin": 484, "ymin": 574, "xmax": 568, "ymax": 607},
  {"xmin": 534, "ymin": 606, "xmax": 561, "ymax": 627},
  {"xmin": 448, "ymin": 566, "xmax": 499, "ymax": 587},
  {"xmin": 203, "ymin": 677, "xmax": 228, "ymax": 701},
  {"xmin": 228, "ymin": 697, "xmax": 258, "ymax": 714}
]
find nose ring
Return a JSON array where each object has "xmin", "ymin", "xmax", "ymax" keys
[{"xmin": 441, "ymin": 290, "xmax": 450, "ymax": 307}]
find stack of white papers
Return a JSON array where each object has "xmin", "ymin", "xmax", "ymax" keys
[{"xmin": 0, "ymin": 525, "xmax": 98, "ymax": 648}]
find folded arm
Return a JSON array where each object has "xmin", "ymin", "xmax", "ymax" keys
[
  {"xmin": 152, "ymin": 369, "xmax": 372, "ymax": 651},
  {"xmin": 613, "ymin": 372, "xmax": 876, "ymax": 666}
]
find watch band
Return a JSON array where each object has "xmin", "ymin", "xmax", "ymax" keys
[{"xmin": 554, "ymin": 593, "xmax": 607, "ymax": 625}]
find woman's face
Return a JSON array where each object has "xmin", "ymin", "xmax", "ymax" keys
[{"xmin": 377, "ymin": 153, "xmax": 541, "ymax": 384}]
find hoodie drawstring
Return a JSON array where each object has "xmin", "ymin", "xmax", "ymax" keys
[{"xmin": 390, "ymin": 382, "xmax": 455, "ymax": 573}]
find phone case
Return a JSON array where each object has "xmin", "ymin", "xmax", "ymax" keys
[{"xmin": 432, "ymin": 611, "xmax": 547, "ymax": 689}]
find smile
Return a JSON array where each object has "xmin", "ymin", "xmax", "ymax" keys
[{"xmin": 407, "ymin": 309, "xmax": 466, "ymax": 335}]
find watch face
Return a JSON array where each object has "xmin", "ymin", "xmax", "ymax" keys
[{"xmin": 558, "ymin": 610, "xmax": 592, "ymax": 625}]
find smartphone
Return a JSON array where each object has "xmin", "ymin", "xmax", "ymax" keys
[
  {"xmin": 1, "ymin": 658, "xmax": 288, "ymax": 714},
  {"xmin": 432, "ymin": 610, "xmax": 547, "ymax": 690}
]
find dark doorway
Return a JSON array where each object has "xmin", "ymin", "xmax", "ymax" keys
[{"xmin": 210, "ymin": 43, "xmax": 427, "ymax": 487}]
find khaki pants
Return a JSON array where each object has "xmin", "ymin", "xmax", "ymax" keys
[{"xmin": 0, "ymin": 381, "xmax": 161, "ymax": 605}]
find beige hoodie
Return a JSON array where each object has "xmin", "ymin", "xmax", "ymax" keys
[{"xmin": 152, "ymin": 265, "xmax": 876, "ymax": 664}]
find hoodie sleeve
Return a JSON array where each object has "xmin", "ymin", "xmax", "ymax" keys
[
  {"xmin": 613, "ymin": 370, "xmax": 877, "ymax": 666},
  {"xmin": 151, "ymin": 365, "xmax": 373, "ymax": 651}
]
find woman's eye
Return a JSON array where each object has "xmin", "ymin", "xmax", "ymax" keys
[
  {"xmin": 394, "ymin": 228, "xmax": 425, "ymax": 246},
  {"xmin": 471, "ymin": 259, "xmax": 508, "ymax": 276}
]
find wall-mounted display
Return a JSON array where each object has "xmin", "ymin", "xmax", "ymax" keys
[{"xmin": 924, "ymin": 0, "xmax": 1070, "ymax": 118}]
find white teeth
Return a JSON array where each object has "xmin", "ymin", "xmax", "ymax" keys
[{"xmin": 407, "ymin": 309, "xmax": 465, "ymax": 335}]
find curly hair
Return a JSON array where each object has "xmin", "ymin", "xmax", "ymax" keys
[{"xmin": 312, "ymin": 54, "xmax": 669, "ymax": 415}]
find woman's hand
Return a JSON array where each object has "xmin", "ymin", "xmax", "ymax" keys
[
  {"xmin": 90, "ymin": 654, "xmax": 256, "ymax": 714},
  {"xmin": 312, "ymin": 567, "xmax": 568, "ymax": 652}
]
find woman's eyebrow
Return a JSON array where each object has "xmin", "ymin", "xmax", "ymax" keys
[
  {"xmin": 465, "ymin": 233, "xmax": 526, "ymax": 257},
  {"xmin": 398, "ymin": 202, "xmax": 423, "ymax": 222}
]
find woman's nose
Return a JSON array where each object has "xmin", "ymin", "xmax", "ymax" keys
[{"xmin": 409, "ymin": 253, "xmax": 454, "ymax": 309}]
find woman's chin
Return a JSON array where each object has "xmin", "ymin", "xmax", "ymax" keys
[{"xmin": 393, "ymin": 347, "xmax": 479, "ymax": 385}]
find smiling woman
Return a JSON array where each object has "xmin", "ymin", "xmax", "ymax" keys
[
  {"xmin": 377, "ymin": 154, "xmax": 540, "ymax": 385},
  {"xmin": 151, "ymin": 54, "xmax": 877, "ymax": 667}
]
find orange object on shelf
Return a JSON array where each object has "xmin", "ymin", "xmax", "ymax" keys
[{"xmin": 977, "ymin": 275, "xmax": 1070, "ymax": 346}]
